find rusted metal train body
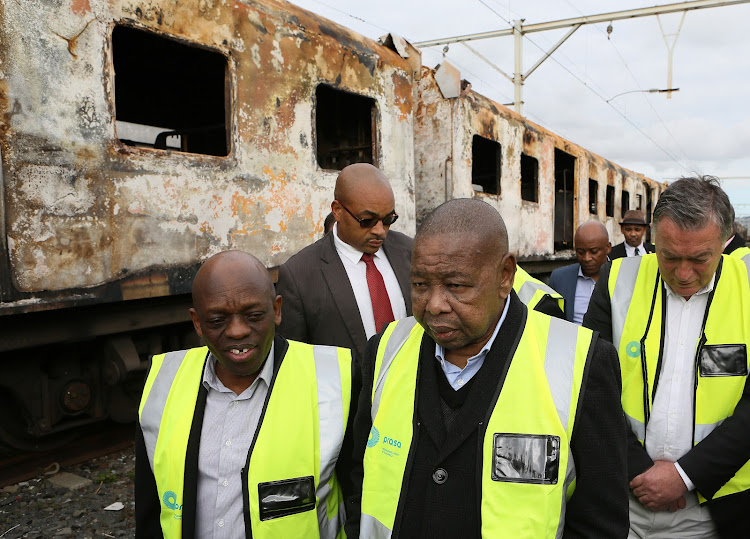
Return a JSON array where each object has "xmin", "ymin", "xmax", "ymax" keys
[{"xmin": 0, "ymin": 0, "xmax": 662, "ymax": 448}]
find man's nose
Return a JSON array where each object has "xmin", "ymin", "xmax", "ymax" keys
[
  {"xmin": 226, "ymin": 315, "xmax": 251, "ymax": 339},
  {"xmin": 675, "ymin": 262, "xmax": 693, "ymax": 281},
  {"xmin": 426, "ymin": 289, "xmax": 451, "ymax": 315},
  {"xmin": 370, "ymin": 219, "xmax": 387, "ymax": 236}
]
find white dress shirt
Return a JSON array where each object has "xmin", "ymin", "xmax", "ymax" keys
[
  {"xmin": 195, "ymin": 345, "xmax": 274, "ymax": 539},
  {"xmin": 629, "ymin": 278, "xmax": 718, "ymax": 538},
  {"xmin": 435, "ymin": 297, "xmax": 509, "ymax": 390},
  {"xmin": 624, "ymin": 242, "xmax": 647, "ymax": 257},
  {"xmin": 332, "ymin": 223, "xmax": 407, "ymax": 338}
]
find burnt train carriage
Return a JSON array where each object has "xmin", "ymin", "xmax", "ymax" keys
[
  {"xmin": 0, "ymin": 0, "xmax": 662, "ymax": 449},
  {"xmin": 414, "ymin": 65, "xmax": 664, "ymax": 272},
  {"xmin": 0, "ymin": 0, "xmax": 418, "ymax": 449}
]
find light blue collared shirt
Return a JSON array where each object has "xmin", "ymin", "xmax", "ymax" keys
[
  {"xmin": 435, "ymin": 298, "xmax": 510, "ymax": 390},
  {"xmin": 573, "ymin": 267, "xmax": 596, "ymax": 325}
]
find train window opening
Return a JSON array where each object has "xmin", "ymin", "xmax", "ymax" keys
[
  {"xmin": 606, "ymin": 185, "xmax": 615, "ymax": 217},
  {"xmin": 554, "ymin": 149, "xmax": 576, "ymax": 251},
  {"xmin": 636, "ymin": 194, "xmax": 643, "ymax": 210},
  {"xmin": 471, "ymin": 135, "xmax": 501, "ymax": 195},
  {"xmin": 521, "ymin": 153, "xmax": 538, "ymax": 202},
  {"xmin": 588, "ymin": 179, "xmax": 598, "ymax": 214},
  {"xmin": 112, "ymin": 26, "xmax": 229, "ymax": 157},
  {"xmin": 316, "ymin": 85, "xmax": 376, "ymax": 170},
  {"xmin": 621, "ymin": 190, "xmax": 630, "ymax": 217}
]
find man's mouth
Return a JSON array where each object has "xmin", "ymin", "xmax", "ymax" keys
[{"xmin": 225, "ymin": 346, "xmax": 254, "ymax": 360}]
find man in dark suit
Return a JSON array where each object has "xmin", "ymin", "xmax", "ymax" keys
[
  {"xmin": 346, "ymin": 199, "xmax": 628, "ymax": 538},
  {"xmin": 610, "ymin": 209, "xmax": 655, "ymax": 259},
  {"xmin": 276, "ymin": 163, "xmax": 412, "ymax": 361},
  {"xmin": 549, "ymin": 221, "xmax": 611, "ymax": 324}
]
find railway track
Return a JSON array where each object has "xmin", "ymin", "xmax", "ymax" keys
[{"xmin": 0, "ymin": 422, "xmax": 134, "ymax": 488}]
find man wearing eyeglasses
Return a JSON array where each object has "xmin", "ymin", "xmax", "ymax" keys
[{"xmin": 276, "ymin": 163, "xmax": 413, "ymax": 361}]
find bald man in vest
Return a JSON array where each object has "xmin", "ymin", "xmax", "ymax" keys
[
  {"xmin": 347, "ymin": 199, "xmax": 628, "ymax": 538},
  {"xmin": 276, "ymin": 163, "xmax": 413, "ymax": 361},
  {"xmin": 136, "ymin": 251, "xmax": 356, "ymax": 538}
]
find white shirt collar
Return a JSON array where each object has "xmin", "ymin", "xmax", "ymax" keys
[
  {"xmin": 625, "ymin": 242, "xmax": 645, "ymax": 256},
  {"xmin": 332, "ymin": 222, "xmax": 383, "ymax": 264}
]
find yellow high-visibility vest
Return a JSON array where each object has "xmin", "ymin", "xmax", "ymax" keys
[
  {"xmin": 361, "ymin": 313, "xmax": 592, "ymax": 538},
  {"xmin": 608, "ymin": 254, "xmax": 750, "ymax": 503},
  {"xmin": 514, "ymin": 267, "xmax": 565, "ymax": 313},
  {"xmin": 138, "ymin": 342, "xmax": 351, "ymax": 538}
]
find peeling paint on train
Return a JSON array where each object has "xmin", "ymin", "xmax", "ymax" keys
[{"xmin": 0, "ymin": 0, "xmax": 416, "ymax": 300}]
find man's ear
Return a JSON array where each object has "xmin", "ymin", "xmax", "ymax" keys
[
  {"xmin": 273, "ymin": 295, "xmax": 282, "ymax": 326},
  {"xmin": 189, "ymin": 308, "xmax": 203, "ymax": 337},
  {"xmin": 499, "ymin": 252, "xmax": 517, "ymax": 299}
]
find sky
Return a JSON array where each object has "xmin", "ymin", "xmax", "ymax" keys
[{"xmin": 289, "ymin": 0, "xmax": 750, "ymax": 215}]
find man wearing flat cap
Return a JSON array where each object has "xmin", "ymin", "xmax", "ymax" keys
[{"xmin": 610, "ymin": 209, "xmax": 655, "ymax": 260}]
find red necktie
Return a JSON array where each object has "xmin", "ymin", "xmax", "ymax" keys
[{"xmin": 361, "ymin": 253, "xmax": 395, "ymax": 332}]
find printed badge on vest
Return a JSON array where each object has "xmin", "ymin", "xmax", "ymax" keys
[
  {"xmin": 491, "ymin": 433, "xmax": 560, "ymax": 484},
  {"xmin": 699, "ymin": 344, "xmax": 748, "ymax": 377},
  {"xmin": 258, "ymin": 476, "xmax": 316, "ymax": 521}
]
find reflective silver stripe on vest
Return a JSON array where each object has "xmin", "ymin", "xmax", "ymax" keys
[
  {"xmin": 695, "ymin": 419, "xmax": 725, "ymax": 444},
  {"xmin": 518, "ymin": 280, "xmax": 559, "ymax": 305},
  {"xmin": 543, "ymin": 317, "xmax": 582, "ymax": 539},
  {"xmin": 544, "ymin": 317, "xmax": 578, "ymax": 433},
  {"xmin": 611, "ymin": 257, "xmax": 642, "ymax": 350},
  {"xmin": 360, "ymin": 513, "xmax": 392, "ymax": 539},
  {"xmin": 371, "ymin": 317, "xmax": 419, "ymax": 422},
  {"xmin": 140, "ymin": 349, "xmax": 192, "ymax": 472},
  {"xmin": 742, "ymin": 252, "xmax": 750, "ymax": 277},
  {"xmin": 626, "ymin": 414, "xmax": 646, "ymax": 442},
  {"xmin": 312, "ymin": 345, "xmax": 345, "ymax": 539}
]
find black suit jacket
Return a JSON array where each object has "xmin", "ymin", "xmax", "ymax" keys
[
  {"xmin": 583, "ymin": 262, "xmax": 750, "ymax": 538},
  {"xmin": 723, "ymin": 234, "xmax": 747, "ymax": 255},
  {"xmin": 346, "ymin": 294, "xmax": 629, "ymax": 538},
  {"xmin": 135, "ymin": 335, "xmax": 360, "ymax": 538},
  {"xmin": 275, "ymin": 230, "xmax": 413, "ymax": 361},
  {"xmin": 609, "ymin": 241, "xmax": 655, "ymax": 260}
]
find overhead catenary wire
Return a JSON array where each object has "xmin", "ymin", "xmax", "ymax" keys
[{"xmin": 458, "ymin": 0, "xmax": 691, "ymax": 172}]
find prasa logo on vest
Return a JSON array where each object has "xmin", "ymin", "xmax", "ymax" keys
[
  {"xmin": 367, "ymin": 426, "xmax": 380, "ymax": 448},
  {"xmin": 163, "ymin": 490, "xmax": 183, "ymax": 520}
]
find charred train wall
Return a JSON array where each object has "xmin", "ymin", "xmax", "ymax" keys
[{"xmin": 0, "ymin": 0, "xmax": 417, "ymax": 314}]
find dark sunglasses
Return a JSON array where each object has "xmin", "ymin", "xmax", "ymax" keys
[{"xmin": 338, "ymin": 201, "xmax": 398, "ymax": 229}]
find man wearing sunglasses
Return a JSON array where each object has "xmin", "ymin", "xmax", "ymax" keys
[{"xmin": 276, "ymin": 163, "xmax": 413, "ymax": 362}]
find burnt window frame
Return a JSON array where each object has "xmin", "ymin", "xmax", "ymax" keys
[
  {"xmin": 606, "ymin": 185, "xmax": 615, "ymax": 217},
  {"xmin": 471, "ymin": 134, "xmax": 501, "ymax": 195},
  {"xmin": 588, "ymin": 179, "xmax": 598, "ymax": 215},
  {"xmin": 110, "ymin": 23, "xmax": 233, "ymax": 158},
  {"xmin": 621, "ymin": 190, "xmax": 630, "ymax": 218},
  {"xmin": 521, "ymin": 153, "xmax": 539, "ymax": 203},
  {"xmin": 314, "ymin": 84, "xmax": 378, "ymax": 171}
]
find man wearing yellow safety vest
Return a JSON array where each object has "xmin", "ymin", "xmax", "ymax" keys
[
  {"xmin": 346, "ymin": 199, "xmax": 629, "ymax": 538},
  {"xmin": 584, "ymin": 176, "xmax": 750, "ymax": 538},
  {"xmin": 513, "ymin": 266, "xmax": 566, "ymax": 319},
  {"xmin": 135, "ymin": 251, "xmax": 357, "ymax": 538}
]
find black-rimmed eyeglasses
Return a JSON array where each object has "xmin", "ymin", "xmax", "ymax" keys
[{"xmin": 337, "ymin": 201, "xmax": 398, "ymax": 229}]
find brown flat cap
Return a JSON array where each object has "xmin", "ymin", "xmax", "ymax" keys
[{"xmin": 620, "ymin": 209, "xmax": 648, "ymax": 226}]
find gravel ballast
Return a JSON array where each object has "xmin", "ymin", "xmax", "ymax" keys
[{"xmin": 0, "ymin": 446, "xmax": 135, "ymax": 538}]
